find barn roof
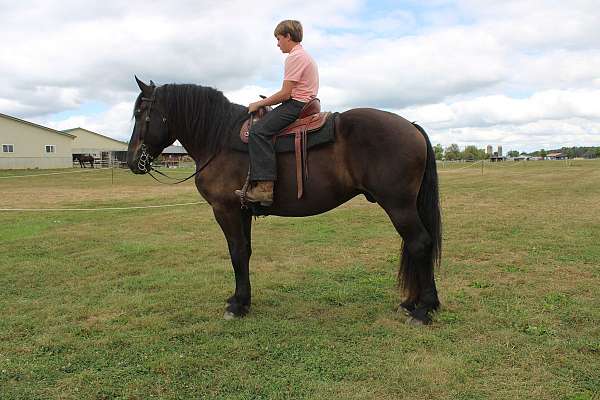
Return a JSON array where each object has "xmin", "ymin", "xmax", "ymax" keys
[
  {"xmin": 0, "ymin": 112, "xmax": 76, "ymax": 138},
  {"xmin": 162, "ymin": 145, "xmax": 187, "ymax": 154},
  {"xmin": 62, "ymin": 127, "xmax": 127, "ymax": 145}
]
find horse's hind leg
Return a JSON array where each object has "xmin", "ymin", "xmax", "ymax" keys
[{"xmin": 379, "ymin": 202, "xmax": 440, "ymax": 324}]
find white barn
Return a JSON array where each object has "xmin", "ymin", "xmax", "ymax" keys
[
  {"xmin": 63, "ymin": 127, "xmax": 128, "ymax": 165},
  {"xmin": 0, "ymin": 112, "xmax": 75, "ymax": 169}
]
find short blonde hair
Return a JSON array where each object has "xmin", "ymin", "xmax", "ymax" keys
[{"xmin": 274, "ymin": 20, "xmax": 303, "ymax": 42}]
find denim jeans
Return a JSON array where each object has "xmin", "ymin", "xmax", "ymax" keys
[{"xmin": 248, "ymin": 99, "xmax": 305, "ymax": 181}]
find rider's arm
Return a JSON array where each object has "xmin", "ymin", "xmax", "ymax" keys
[{"xmin": 248, "ymin": 80, "xmax": 297, "ymax": 112}]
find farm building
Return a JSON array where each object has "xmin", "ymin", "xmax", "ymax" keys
[
  {"xmin": 0, "ymin": 112, "xmax": 75, "ymax": 169},
  {"xmin": 159, "ymin": 145, "xmax": 189, "ymax": 167},
  {"xmin": 63, "ymin": 127, "xmax": 128, "ymax": 165},
  {"xmin": 546, "ymin": 152, "xmax": 567, "ymax": 160}
]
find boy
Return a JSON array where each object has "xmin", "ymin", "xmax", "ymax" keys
[{"xmin": 235, "ymin": 20, "xmax": 319, "ymax": 205}]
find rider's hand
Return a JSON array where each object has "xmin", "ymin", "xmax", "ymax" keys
[{"xmin": 248, "ymin": 101, "xmax": 262, "ymax": 114}]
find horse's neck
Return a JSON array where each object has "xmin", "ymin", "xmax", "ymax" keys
[
  {"xmin": 171, "ymin": 100, "xmax": 242, "ymax": 163},
  {"xmin": 176, "ymin": 135, "xmax": 201, "ymax": 162},
  {"xmin": 169, "ymin": 104, "xmax": 205, "ymax": 162}
]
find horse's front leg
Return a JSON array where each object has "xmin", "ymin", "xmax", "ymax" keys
[{"xmin": 212, "ymin": 205, "xmax": 253, "ymax": 319}]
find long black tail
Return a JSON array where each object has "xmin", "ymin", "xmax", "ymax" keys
[{"xmin": 400, "ymin": 123, "xmax": 442, "ymax": 302}]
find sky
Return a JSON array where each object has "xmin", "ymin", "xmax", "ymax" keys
[{"xmin": 1, "ymin": 0, "xmax": 599, "ymax": 152}]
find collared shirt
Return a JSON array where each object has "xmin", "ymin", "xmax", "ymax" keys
[{"xmin": 284, "ymin": 44, "xmax": 319, "ymax": 102}]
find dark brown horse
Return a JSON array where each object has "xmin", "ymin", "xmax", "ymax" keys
[
  {"xmin": 74, "ymin": 154, "xmax": 95, "ymax": 168},
  {"xmin": 127, "ymin": 78, "xmax": 442, "ymax": 324}
]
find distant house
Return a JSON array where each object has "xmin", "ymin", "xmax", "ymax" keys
[
  {"xmin": 1, "ymin": 112, "xmax": 75, "ymax": 169},
  {"xmin": 160, "ymin": 145, "xmax": 188, "ymax": 167},
  {"xmin": 546, "ymin": 152, "xmax": 567, "ymax": 160},
  {"xmin": 63, "ymin": 127, "xmax": 128, "ymax": 165}
]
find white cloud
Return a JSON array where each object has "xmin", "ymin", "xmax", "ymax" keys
[
  {"xmin": 397, "ymin": 89, "xmax": 600, "ymax": 151},
  {"xmin": 400, "ymin": 89, "xmax": 600, "ymax": 129},
  {"xmin": 1, "ymin": 0, "xmax": 599, "ymax": 152},
  {"xmin": 33, "ymin": 102, "xmax": 134, "ymax": 141}
]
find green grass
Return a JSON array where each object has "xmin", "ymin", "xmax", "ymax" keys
[{"xmin": 1, "ymin": 160, "xmax": 599, "ymax": 399}]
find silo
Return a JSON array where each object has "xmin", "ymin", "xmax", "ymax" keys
[{"xmin": 497, "ymin": 145, "xmax": 503, "ymax": 156}]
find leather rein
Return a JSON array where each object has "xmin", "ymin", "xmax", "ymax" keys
[{"xmin": 137, "ymin": 88, "xmax": 216, "ymax": 185}]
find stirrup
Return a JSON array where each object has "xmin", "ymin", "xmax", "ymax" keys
[{"xmin": 238, "ymin": 169, "xmax": 251, "ymax": 208}]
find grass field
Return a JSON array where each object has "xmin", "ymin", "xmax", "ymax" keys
[{"xmin": 1, "ymin": 160, "xmax": 599, "ymax": 399}]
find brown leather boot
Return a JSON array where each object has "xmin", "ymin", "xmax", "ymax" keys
[{"xmin": 235, "ymin": 181, "xmax": 274, "ymax": 206}]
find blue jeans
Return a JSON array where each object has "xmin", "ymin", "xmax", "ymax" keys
[{"xmin": 248, "ymin": 99, "xmax": 305, "ymax": 181}]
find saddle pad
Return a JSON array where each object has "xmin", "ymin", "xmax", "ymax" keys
[{"xmin": 230, "ymin": 112, "xmax": 338, "ymax": 153}]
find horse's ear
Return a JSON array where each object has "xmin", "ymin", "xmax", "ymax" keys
[
  {"xmin": 135, "ymin": 75, "xmax": 151, "ymax": 93},
  {"xmin": 149, "ymin": 79, "xmax": 156, "ymax": 87}
]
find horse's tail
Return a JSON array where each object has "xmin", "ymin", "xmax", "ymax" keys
[{"xmin": 400, "ymin": 123, "xmax": 442, "ymax": 303}]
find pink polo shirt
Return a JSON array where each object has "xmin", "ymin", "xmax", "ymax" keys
[{"xmin": 284, "ymin": 44, "xmax": 319, "ymax": 102}]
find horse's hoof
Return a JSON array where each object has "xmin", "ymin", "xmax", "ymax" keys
[
  {"xmin": 223, "ymin": 311, "xmax": 236, "ymax": 320},
  {"xmin": 398, "ymin": 300, "xmax": 416, "ymax": 314},
  {"xmin": 398, "ymin": 305, "xmax": 412, "ymax": 316},
  {"xmin": 405, "ymin": 316, "xmax": 425, "ymax": 326}
]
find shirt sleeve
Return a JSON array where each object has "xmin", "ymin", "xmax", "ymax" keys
[{"xmin": 284, "ymin": 54, "xmax": 305, "ymax": 82}]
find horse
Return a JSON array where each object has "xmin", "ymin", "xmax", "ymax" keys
[
  {"xmin": 74, "ymin": 154, "xmax": 95, "ymax": 168},
  {"xmin": 127, "ymin": 77, "xmax": 442, "ymax": 325}
]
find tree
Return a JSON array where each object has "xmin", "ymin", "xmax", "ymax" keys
[
  {"xmin": 540, "ymin": 149, "xmax": 547, "ymax": 159},
  {"xmin": 462, "ymin": 145, "xmax": 486, "ymax": 160},
  {"xmin": 434, "ymin": 144, "xmax": 444, "ymax": 160},
  {"xmin": 583, "ymin": 150, "xmax": 597, "ymax": 159},
  {"xmin": 444, "ymin": 144, "xmax": 461, "ymax": 161},
  {"xmin": 563, "ymin": 147, "xmax": 576, "ymax": 159},
  {"xmin": 507, "ymin": 150, "xmax": 520, "ymax": 157}
]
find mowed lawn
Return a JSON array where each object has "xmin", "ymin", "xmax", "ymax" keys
[{"xmin": 1, "ymin": 161, "xmax": 599, "ymax": 400}]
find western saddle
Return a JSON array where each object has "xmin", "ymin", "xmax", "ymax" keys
[{"xmin": 240, "ymin": 98, "xmax": 330, "ymax": 199}]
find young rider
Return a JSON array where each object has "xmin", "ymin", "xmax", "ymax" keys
[{"xmin": 235, "ymin": 20, "xmax": 319, "ymax": 205}]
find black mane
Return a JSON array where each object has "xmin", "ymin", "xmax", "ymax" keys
[{"xmin": 148, "ymin": 84, "xmax": 247, "ymax": 156}]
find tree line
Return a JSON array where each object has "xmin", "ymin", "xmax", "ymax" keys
[
  {"xmin": 528, "ymin": 146, "xmax": 600, "ymax": 159},
  {"xmin": 434, "ymin": 145, "xmax": 600, "ymax": 161},
  {"xmin": 434, "ymin": 144, "xmax": 489, "ymax": 161}
]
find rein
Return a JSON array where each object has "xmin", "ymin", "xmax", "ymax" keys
[
  {"xmin": 137, "ymin": 138, "xmax": 218, "ymax": 186},
  {"xmin": 147, "ymin": 151, "xmax": 218, "ymax": 185}
]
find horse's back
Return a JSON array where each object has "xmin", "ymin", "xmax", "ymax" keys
[
  {"xmin": 338, "ymin": 108, "xmax": 425, "ymax": 146},
  {"xmin": 335, "ymin": 108, "xmax": 428, "ymax": 188},
  {"xmin": 263, "ymin": 108, "xmax": 428, "ymax": 215}
]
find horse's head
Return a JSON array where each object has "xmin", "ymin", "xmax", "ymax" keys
[{"xmin": 127, "ymin": 76, "xmax": 174, "ymax": 174}]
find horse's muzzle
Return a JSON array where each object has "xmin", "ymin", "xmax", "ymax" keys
[{"xmin": 127, "ymin": 144, "xmax": 153, "ymax": 174}]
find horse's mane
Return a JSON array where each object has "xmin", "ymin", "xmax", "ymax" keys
[{"xmin": 136, "ymin": 84, "xmax": 247, "ymax": 156}]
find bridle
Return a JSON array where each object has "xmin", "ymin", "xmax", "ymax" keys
[
  {"xmin": 135, "ymin": 86, "xmax": 217, "ymax": 185},
  {"xmin": 136, "ymin": 86, "xmax": 168, "ymax": 173}
]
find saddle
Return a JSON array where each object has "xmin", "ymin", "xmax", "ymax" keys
[{"xmin": 240, "ymin": 98, "xmax": 331, "ymax": 199}]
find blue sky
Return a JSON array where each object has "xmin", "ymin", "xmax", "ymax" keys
[
  {"xmin": 46, "ymin": 101, "xmax": 107, "ymax": 122},
  {"xmin": 1, "ymin": 0, "xmax": 599, "ymax": 152}
]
